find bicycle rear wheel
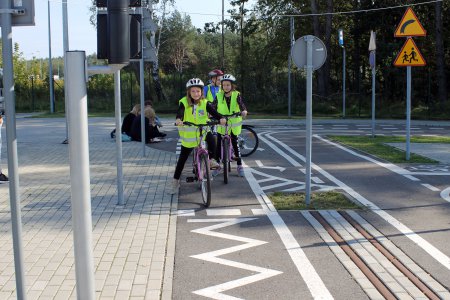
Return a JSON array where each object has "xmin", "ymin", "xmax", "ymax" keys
[
  {"xmin": 223, "ymin": 140, "xmax": 229, "ymax": 184},
  {"xmin": 199, "ymin": 153, "xmax": 212, "ymax": 207},
  {"xmin": 239, "ymin": 125, "xmax": 259, "ymax": 157}
]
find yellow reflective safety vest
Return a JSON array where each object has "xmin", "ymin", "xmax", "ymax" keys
[
  {"xmin": 216, "ymin": 91, "xmax": 242, "ymax": 135},
  {"xmin": 205, "ymin": 85, "xmax": 221, "ymax": 102},
  {"xmin": 178, "ymin": 97, "xmax": 209, "ymax": 148}
]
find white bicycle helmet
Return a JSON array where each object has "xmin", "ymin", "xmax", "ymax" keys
[
  {"xmin": 186, "ymin": 78, "xmax": 204, "ymax": 88},
  {"xmin": 221, "ymin": 74, "xmax": 236, "ymax": 83}
]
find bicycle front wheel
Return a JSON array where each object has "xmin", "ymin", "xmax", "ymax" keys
[
  {"xmin": 239, "ymin": 125, "xmax": 259, "ymax": 157},
  {"xmin": 199, "ymin": 153, "xmax": 212, "ymax": 207}
]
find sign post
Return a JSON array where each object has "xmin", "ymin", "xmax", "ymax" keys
[
  {"xmin": 394, "ymin": 7, "xmax": 426, "ymax": 160},
  {"xmin": 338, "ymin": 29, "xmax": 346, "ymax": 118},
  {"xmin": 291, "ymin": 35, "xmax": 327, "ymax": 205},
  {"xmin": 0, "ymin": 1, "xmax": 36, "ymax": 298},
  {"xmin": 369, "ymin": 30, "xmax": 376, "ymax": 137}
]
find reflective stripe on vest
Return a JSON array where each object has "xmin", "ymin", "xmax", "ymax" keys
[
  {"xmin": 216, "ymin": 91, "xmax": 242, "ymax": 135},
  {"xmin": 178, "ymin": 97, "xmax": 209, "ymax": 148}
]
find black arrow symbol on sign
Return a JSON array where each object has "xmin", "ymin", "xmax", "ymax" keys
[{"xmin": 400, "ymin": 19, "xmax": 415, "ymax": 33}]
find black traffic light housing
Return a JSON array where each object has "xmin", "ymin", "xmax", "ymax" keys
[{"xmin": 96, "ymin": 0, "xmax": 142, "ymax": 63}]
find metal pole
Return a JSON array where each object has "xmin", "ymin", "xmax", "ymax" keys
[
  {"xmin": 305, "ymin": 36, "xmax": 313, "ymax": 206},
  {"xmin": 48, "ymin": 0, "xmax": 55, "ymax": 113},
  {"xmin": 66, "ymin": 51, "xmax": 96, "ymax": 300},
  {"xmin": 288, "ymin": 17, "xmax": 293, "ymax": 118},
  {"xmin": 342, "ymin": 47, "xmax": 346, "ymax": 118},
  {"xmin": 371, "ymin": 51, "xmax": 376, "ymax": 137},
  {"xmin": 31, "ymin": 76, "xmax": 35, "ymax": 112},
  {"xmin": 114, "ymin": 71, "xmax": 125, "ymax": 205},
  {"xmin": 406, "ymin": 66, "xmax": 411, "ymax": 161},
  {"xmin": 140, "ymin": 7, "xmax": 146, "ymax": 156},
  {"xmin": 221, "ymin": 0, "xmax": 225, "ymax": 70},
  {"xmin": 1, "ymin": 3, "xmax": 27, "ymax": 298},
  {"xmin": 62, "ymin": 0, "xmax": 70, "ymax": 143}
]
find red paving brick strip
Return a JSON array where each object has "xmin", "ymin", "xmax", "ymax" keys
[
  {"xmin": 310, "ymin": 211, "xmax": 397, "ymax": 300},
  {"xmin": 339, "ymin": 211, "xmax": 441, "ymax": 300}
]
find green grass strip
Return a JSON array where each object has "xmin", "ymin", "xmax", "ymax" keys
[
  {"xmin": 269, "ymin": 191, "xmax": 361, "ymax": 210},
  {"xmin": 328, "ymin": 135, "xmax": 450, "ymax": 164}
]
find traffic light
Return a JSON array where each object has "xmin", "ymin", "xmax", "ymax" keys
[
  {"xmin": 96, "ymin": 0, "xmax": 141, "ymax": 8},
  {"xmin": 96, "ymin": 0, "xmax": 142, "ymax": 63}
]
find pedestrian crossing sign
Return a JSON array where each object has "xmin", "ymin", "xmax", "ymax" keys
[
  {"xmin": 394, "ymin": 7, "xmax": 426, "ymax": 37},
  {"xmin": 394, "ymin": 38, "xmax": 426, "ymax": 67}
]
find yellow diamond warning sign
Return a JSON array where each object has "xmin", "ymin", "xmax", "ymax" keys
[
  {"xmin": 394, "ymin": 38, "xmax": 426, "ymax": 67},
  {"xmin": 394, "ymin": 7, "xmax": 426, "ymax": 37}
]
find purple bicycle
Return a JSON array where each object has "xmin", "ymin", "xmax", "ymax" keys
[
  {"xmin": 181, "ymin": 121, "xmax": 218, "ymax": 207},
  {"xmin": 218, "ymin": 112, "xmax": 243, "ymax": 184}
]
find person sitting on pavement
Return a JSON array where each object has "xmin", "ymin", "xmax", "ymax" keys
[
  {"xmin": 169, "ymin": 78, "xmax": 226, "ymax": 194},
  {"xmin": 204, "ymin": 69, "xmax": 224, "ymax": 102},
  {"xmin": 212, "ymin": 74, "xmax": 248, "ymax": 177},
  {"xmin": 144, "ymin": 100, "xmax": 166, "ymax": 137},
  {"xmin": 129, "ymin": 105, "xmax": 163, "ymax": 143}
]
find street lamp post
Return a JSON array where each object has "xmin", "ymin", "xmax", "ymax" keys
[
  {"xmin": 30, "ymin": 75, "xmax": 35, "ymax": 112},
  {"xmin": 48, "ymin": 0, "xmax": 55, "ymax": 113},
  {"xmin": 339, "ymin": 29, "xmax": 346, "ymax": 118}
]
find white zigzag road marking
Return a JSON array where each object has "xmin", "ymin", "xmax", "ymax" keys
[{"xmin": 188, "ymin": 218, "xmax": 283, "ymax": 299}]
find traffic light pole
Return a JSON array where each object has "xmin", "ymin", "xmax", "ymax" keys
[{"xmin": 1, "ymin": 3, "xmax": 27, "ymax": 298}]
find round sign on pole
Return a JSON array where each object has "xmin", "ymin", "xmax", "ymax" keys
[{"xmin": 291, "ymin": 35, "xmax": 327, "ymax": 70}]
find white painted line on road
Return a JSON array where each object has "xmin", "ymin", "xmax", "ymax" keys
[
  {"xmin": 422, "ymin": 134, "xmax": 438, "ymax": 137},
  {"xmin": 421, "ymin": 184, "xmax": 440, "ymax": 192},
  {"xmin": 440, "ymin": 187, "xmax": 450, "ymax": 202},
  {"xmin": 263, "ymin": 133, "xmax": 450, "ymax": 271},
  {"xmin": 188, "ymin": 218, "xmax": 282, "ymax": 299},
  {"xmin": 315, "ymin": 135, "xmax": 411, "ymax": 177},
  {"xmin": 252, "ymin": 209, "xmax": 265, "ymax": 216},
  {"xmin": 403, "ymin": 175, "xmax": 421, "ymax": 181},
  {"xmin": 177, "ymin": 210, "xmax": 195, "ymax": 217},
  {"xmin": 206, "ymin": 209, "xmax": 242, "ymax": 216},
  {"xmin": 312, "ymin": 176, "xmax": 324, "ymax": 184},
  {"xmin": 242, "ymin": 161, "xmax": 334, "ymax": 299},
  {"xmin": 255, "ymin": 160, "xmax": 286, "ymax": 172}
]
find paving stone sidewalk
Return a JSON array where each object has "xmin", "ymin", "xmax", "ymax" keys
[{"xmin": 0, "ymin": 119, "xmax": 177, "ymax": 300}]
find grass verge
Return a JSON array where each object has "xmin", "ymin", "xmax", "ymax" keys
[
  {"xmin": 328, "ymin": 135, "xmax": 450, "ymax": 164},
  {"xmin": 269, "ymin": 191, "xmax": 362, "ymax": 210}
]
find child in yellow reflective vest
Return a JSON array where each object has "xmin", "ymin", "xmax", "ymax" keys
[
  {"xmin": 212, "ymin": 74, "xmax": 248, "ymax": 177},
  {"xmin": 169, "ymin": 78, "xmax": 225, "ymax": 194}
]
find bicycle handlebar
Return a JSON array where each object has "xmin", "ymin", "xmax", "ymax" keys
[
  {"xmin": 221, "ymin": 112, "xmax": 242, "ymax": 118},
  {"xmin": 175, "ymin": 120, "xmax": 219, "ymax": 127}
]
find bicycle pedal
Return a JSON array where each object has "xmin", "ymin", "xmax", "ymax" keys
[{"xmin": 186, "ymin": 176, "xmax": 197, "ymax": 183}]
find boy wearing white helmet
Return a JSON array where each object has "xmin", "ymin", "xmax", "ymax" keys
[
  {"xmin": 212, "ymin": 74, "xmax": 248, "ymax": 177},
  {"xmin": 170, "ymin": 78, "xmax": 226, "ymax": 194}
]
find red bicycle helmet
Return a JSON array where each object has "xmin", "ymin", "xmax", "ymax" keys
[{"xmin": 208, "ymin": 69, "xmax": 224, "ymax": 78}]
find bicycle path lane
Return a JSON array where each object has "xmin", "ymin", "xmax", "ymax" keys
[{"xmin": 172, "ymin": 127, "xmax": 450, "ymax": 299}]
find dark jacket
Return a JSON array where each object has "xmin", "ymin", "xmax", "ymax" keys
[{"xmin": 129, "ymin": 115, "xmax": 157, "ymax": 143}]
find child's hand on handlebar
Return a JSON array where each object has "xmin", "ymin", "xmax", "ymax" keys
[
  {"xmin": 241, "ymin": 110, "xmax": 248, "ymax": 118},
  {"xmin": 175, "ymin": 118, "xmax": 183, "ymax": 126},
  {"xmin": 219, "ymin": 118, "xmax": 226, "ymax": 125}
]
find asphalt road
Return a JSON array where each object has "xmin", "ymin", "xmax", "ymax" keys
[{"xmin": 159, "ymin": 121, "xmax": 450, "ymax": 299}]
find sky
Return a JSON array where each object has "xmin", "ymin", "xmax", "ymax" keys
[{"xmin": 6, "ymin": 0, "xmax": 255, "ymax": 60}]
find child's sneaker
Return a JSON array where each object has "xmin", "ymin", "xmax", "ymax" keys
[
  {"xmin": 237, "ymin": 166, "xmax": 245, "ymax": 177},
  {"xmin": 212, "ymin": 166, "xmax": 222, "ymax": 177},
  {"xmin": 0, "ymin": 173, "xmax": 8, "ymax": 182},
  {"xmin": 168, "ymin": 179, "xmax": 180, "ymax": 194},
  {"xmin": 209, "ymin": 159, "xmax": 220, "ymax": 170}
]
